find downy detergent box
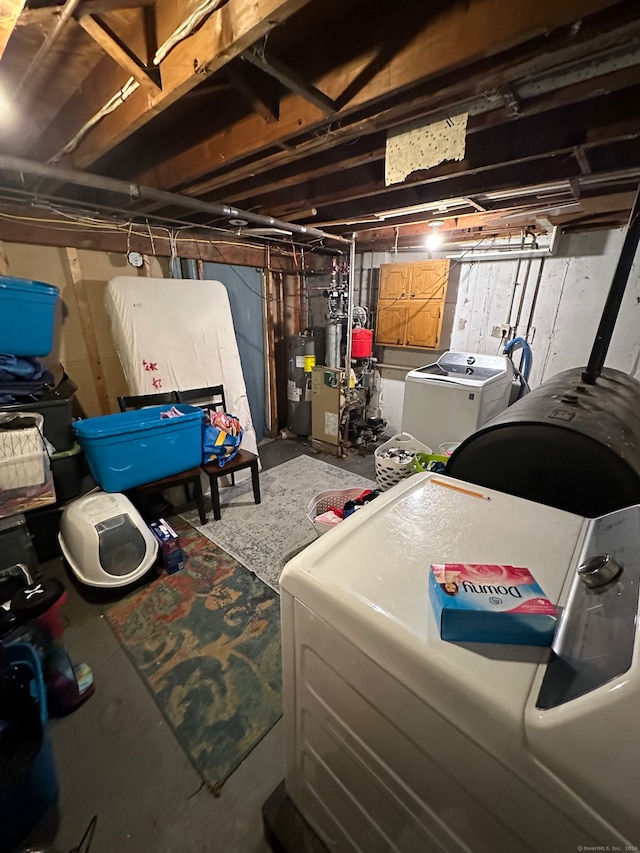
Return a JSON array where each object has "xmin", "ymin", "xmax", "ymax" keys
[{"xmin": 429, "ymin": 563, "xmax": 557, "ymax": 646}]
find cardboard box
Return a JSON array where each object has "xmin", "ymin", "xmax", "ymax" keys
[
  {"xmin": 149, "ymin": 518, "xmax": 185, "ymax": 575},
  {"xmin": 429, "ymin": 563, "xmax": 557, "ymax": 646}
]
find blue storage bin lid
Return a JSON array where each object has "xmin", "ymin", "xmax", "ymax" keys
[
  {"xmin": 74, "ymin": 404, "xmax": 203, "ymax": 439},
  {"xmin": 0, "ymin": 276, "xmax": 59, "ymax": 299}
]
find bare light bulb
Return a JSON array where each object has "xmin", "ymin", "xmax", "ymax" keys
[{"xmin": 426, "ymin": 230, "xmax": 443, "ymax": 251}]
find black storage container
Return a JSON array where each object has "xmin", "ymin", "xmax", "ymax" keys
[
  {"xmin": 50, "ymin": 443, "xmax": 85, "ymax": 502},
  {"xmin": 446, "ymin": 366, "xmax": 640, "ymax": 518},
  {"xmin": 25, "ymin": 506, "xmax": 62, "ymax": 564},
  {"xmin": 0, "ymin": 515, "xmax": 39, "ymax": 578},
  {"xmin": 1, "ymin": 374, "xmax": 77, "ymax": 452}
]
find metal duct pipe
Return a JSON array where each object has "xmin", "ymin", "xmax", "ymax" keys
[
  {"xmin": 15, "ymin": 0, "xmax": 83, "ymax": 97},
  {"xmin": 0, "ymin": 155, "xmax": 351, "ymax": 245},
  {"xmin": 583, "ymin": 183, "xmax": 640, "ymax": 385}
]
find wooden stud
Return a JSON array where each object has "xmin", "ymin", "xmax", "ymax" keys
[
  {"xmin": 0, "ymin": 204, "xmax": 331, "ymax": 270},
  {"xmin": 78, "ymin": 14, "xmax": 161, "ymax": 93},
  {"xmin": 65, "ymin": 247, "xmax": 112, "ymax": 416},
  {"xmin": 265, "ymin": 269, "xmax": 279, "ymax": 435},
  {"xmin": 17, "ymin": 0, "xmax": 154, "ymax": 24},
  {"xmin": 39, "ymin": 0, "xmax": 314, "ymax": 168},
  {"xmin": 0, "ymin": 0, "xmax": 27, "ymax": 57},
  {"xmin": 137, "ymin": 0, "xmax": 624, "ymax": 191},
  {"xmin": 241, "ymin": 49, "xmax": 335, "ymax": 116},
  {"xmin": 227, "ymin": 63, "xmax": 279, "ymax": 124},
  {"xmin": 0, "ymin": 241, "xmax": 10, "ymax": 275}
]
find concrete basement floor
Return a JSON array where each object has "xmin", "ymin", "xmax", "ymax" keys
[{"xmin": 17, "ymin": 438, "xmax": 376, "ymax": 853}]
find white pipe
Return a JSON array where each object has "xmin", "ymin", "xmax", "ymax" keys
[{"xmin": 446, "ymin": 226, "xmax": 560, "ymax": 261}]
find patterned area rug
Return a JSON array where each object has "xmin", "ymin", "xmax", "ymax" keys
[
  {"xmin": 106, "ymin": 519, "xmax": 282, "ymax": 790},
  {"xmin": 183, "ymin": 453, "xmax": 376, "ymax": 591}
]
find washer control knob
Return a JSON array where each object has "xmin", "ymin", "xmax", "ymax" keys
[
  {"xmin": 578, "ymin": 554, "xmax": 622, "ymax": 588},
  {"xmin": 466, "ymin": 356, "xmax": 476, "ymax": 365}
]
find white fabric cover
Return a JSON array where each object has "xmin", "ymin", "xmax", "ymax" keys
[{"xmin": 105, "ymin": 276, "xmax": 258, "ymax": 457}]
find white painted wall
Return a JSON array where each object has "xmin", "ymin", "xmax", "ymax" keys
[
  {"xmin": 450, "ymin": 228, "xmax": 640, "ymax": 387},
  {"xmin": 363, "ymin": 228, "xmax": 640, "ymax": 431}
]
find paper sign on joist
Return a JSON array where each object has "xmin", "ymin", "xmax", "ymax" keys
[{"xmin": 385, "ymin": 113, "xmax": 469, "ymax": 186}]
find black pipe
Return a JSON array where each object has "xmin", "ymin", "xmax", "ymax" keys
[{"xmin": 583, "ymin": 183, "xmax": 640, "ymax": 384}]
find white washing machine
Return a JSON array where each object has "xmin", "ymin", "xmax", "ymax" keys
[
  {"xmin": 280, "ymin": 473, "xmax": 640, "ymax": 852},
  {"xmin": 401, "ymin": 351, "xmax": 514, "ymax": 450}
]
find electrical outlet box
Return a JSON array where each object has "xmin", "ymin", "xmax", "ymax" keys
[{"xmin": 491, "ymin": 324, "xmax": 512, "ymax": 340}]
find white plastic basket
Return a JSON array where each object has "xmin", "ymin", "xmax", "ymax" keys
[
  {"xmin": 307, "ymin": 487, "xmax": 371, "ymax": 536},
  {"xmin": 374, "ymin": 432, "xmax": 432, "ymax": 490},
  {"xmin": 0, "ymin": 412, "xmax": 45, "ymax": 461}
]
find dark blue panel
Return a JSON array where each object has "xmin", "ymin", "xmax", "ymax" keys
[{"xmin": 202, "ymin": 262, "xmax": 267, "ymax": 439}]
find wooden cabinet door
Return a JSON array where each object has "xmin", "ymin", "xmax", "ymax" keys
[
  {"xmin": 409, "ymin": 259, "xmax": 450, "ymax": 301},
  {"xmin": 405, "ymin": 302, "xmax": 442, "ymax": 348},
  {"xmin": 379, "ymin": 265, "xmax": 410, "ymax": 301},
  {"xmin": 375, "ymin": 303, "xmax": 408, "ymax": 346}
]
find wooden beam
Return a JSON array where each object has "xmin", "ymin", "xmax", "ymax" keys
[
  {"xmin": 0, "ymin": 241, "xmax": 10, "ymax": 274},
  {"xmin": 78, "ymin": 14, "xmax": 161, "ymax": 93},
  {"xmin": 217, "ymin": 90, "xmax": 640, "ymax": 218},
  {"xmin": 226, "ymin": 62, "xmax": 279, "ymax": 123},
  {"xmin": 574, "ymin": 146, "xmax": 593, "ymax": 175},
  {"xmin": 139, "ymin": 0, "xmax": 624, "ymax": 191},
  {"xmin": 0, "ymin": 204, "xmax": 331, "ymax": 270},
  {"xmin": 161, "ymin": 18, "xmax": 640, "ymax": 202},
  {"xmin": 241, "ymin": 49, "xmax": 336, "ymax": 116},
  {"xmin": 37, "ymin": 0, "xmax": 314, "ymax": 168},
  {"xmin": 65, "ymin": 247, "xmax": 111, "ymax": 416},
  {"xmin": 465, "ymin": 197, "xmax": 487, "ymax": 212},
  {"xmin": 17, "ymin": 0, "xmax": 154, "ymax": 26},
  {"xmin": 0, "ymin": 0, "xmax": 27, "ymax": 57},
  {"xmin": 195, "ymin": 60, "xmax": 640, "ymax": 218},
  {"xmin": 142, "ymin": 3, "xmax": 158, "ymax": 67}
]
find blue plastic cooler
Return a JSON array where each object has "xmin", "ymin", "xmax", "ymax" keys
[
  {"xmin": 0, "ymin": 276, "xmax": 59, "ymax": 356},
  {"xmin": 74, "ymin": 404, "xmax": 204, "ymax": 491}
]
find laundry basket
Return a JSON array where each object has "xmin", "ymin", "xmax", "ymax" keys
[
  {"xmin": 374, "ymin": 433, "xmax": 432, "ymax": 490},
  {"xmin": 307, "ymin": 488, "xmax": 370, "ymax": 536}
]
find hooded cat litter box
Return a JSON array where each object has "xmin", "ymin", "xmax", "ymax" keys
[{"xmin": 58, "ymin": 493, "xmax": 158, "ymax": 588}]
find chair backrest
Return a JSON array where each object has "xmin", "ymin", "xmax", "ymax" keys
[
  {"xmin": 177, "ymin": 385, "xmax": 226, "ymax": 413},
  {"xmin": 117, "ymin": 391, "xmax": 179, "ymax": 412}
]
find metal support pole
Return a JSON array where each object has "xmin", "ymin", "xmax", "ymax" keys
[
  {"xmin": 344, "ymin": 233, "xmax": 357, "ymax": 374},
  {"xmin": 583, "ymin": 184, "xmax": 640, "ymax": 384}
]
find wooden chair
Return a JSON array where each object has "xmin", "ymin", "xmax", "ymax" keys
[
  {"xmin": 116, "ymin": 392, "xmax": 207, "ymax": 524},
  {"xmin": 177, "ymin": 385, "xmax": 261, "ymax": 521}
]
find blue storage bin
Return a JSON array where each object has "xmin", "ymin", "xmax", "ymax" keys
[
  {"xmin": 0, "ymin": 642, "xmax": 59, "ymax": 853},
  {"xmin": 74, "ymin": 404, "xmax": 204, "ymax": 492},
  {"xmin": 0, "ymin": 276, "xmax": 59, "ymax": 356}
]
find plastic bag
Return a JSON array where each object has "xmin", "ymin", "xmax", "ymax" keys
[{"xmin": 202, "ymin": 410, "xmax": 244, "ymax": 467}]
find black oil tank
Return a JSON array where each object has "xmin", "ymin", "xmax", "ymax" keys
[{"xmin": 446, "ymin": 366, "xmax": 640, "ymax": 517}]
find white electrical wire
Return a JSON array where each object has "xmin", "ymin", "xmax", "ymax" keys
[
  {"xmin": 153, "ymin": 0, "xmax": 225, "ymax": 65},
  {"xmin": 48, "ymin": 77, "xmax": 140, "ymax": 163}
]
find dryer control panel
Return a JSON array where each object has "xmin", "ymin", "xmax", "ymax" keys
[{"xmin": 537, "ymin": 505, "xmax": 640, "ymax": 709}]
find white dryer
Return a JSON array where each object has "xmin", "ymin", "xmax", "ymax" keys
[
  {"xmin": 280, "ymin": 473, "xmax": 640, "ymax": 852},
  {"xmin": 401, "ymin": 351, "xmax": 513, "ymax": 451}
]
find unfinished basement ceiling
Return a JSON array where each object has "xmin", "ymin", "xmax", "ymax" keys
[{"xmin": 0, "ymin": 0, "xmax": 640, "ymax": 251}]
